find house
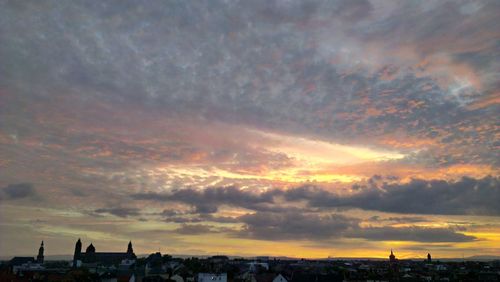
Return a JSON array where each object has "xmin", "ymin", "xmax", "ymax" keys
[
  {"xmin": 198, "ymin": 272, "xmax": 227, "ymax": 282},
  {"xmin": 273, "ymin": 274, "xmax": 288, "ymax": 282},
  {"xmin": 170, "ymin": 274, "xmax": 184, "ymax": 282}
]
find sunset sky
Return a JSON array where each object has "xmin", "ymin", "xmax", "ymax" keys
[{"xmin": 0, "ymin": 0, "xmax": 499, "ymax": 259}]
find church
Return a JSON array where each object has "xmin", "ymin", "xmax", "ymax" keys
[{"xmin": 73, "ymin": 238, "xmax": 136, "ymax": 267}]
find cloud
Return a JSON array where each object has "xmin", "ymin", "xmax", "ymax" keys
[
  {"xmin": 233, "ymin": 211, "xmax": 474, "ymax": 242},
  {"xmin": 133, "ymin": 176, "xmax": 499, "ymax": 216},
  {"xmin": 1, "ymin": 0, "xmax": 498, "ymax": 171},
  {"xmin": 0, "ymin": 183, "xmax": 37, "ymax": 200},
  {"xmin": 236, "ymin": 212, "xmax": 359, "ymax": 241},
  {"xmin": 172, "ymin": 224, "xmax": 220, "ymax": 235},
  {"xmin": 368, "ymin": 216, "xmax": 428, "ymax": 224},
  {"xmin": 350, "ymin": 226, "xmax": 476, "ymax": 243},
  {"xmin": 132, "ymin": 186, "xmax": 280, "ymax": 213},
  {"xmin": 94, "ymin": 207, "xmax": 140, "ymax": 218},
  {"xmin": 0, "ymin": 0, "xmax": 498, "ymax": 255},
  {"xmin": 285, "ymin": 176, "xmax": 500, "ymax": 216}
]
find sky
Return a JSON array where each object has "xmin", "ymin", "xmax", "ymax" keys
[{"xmin": 0, "ymin": 0, "xmax": 499, "ymax": 259}]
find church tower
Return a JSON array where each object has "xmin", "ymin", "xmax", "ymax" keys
[
  {"xmin": 85, "ymin": 243, "xmax": 96, "ymax": 263},
  {"xmin": 36, "ymin": 241, "xmax": 44, "ymax": 263},
  {"xmin": 127, "ymin": 241, "xmax": 134, "ymax": 254},
  {"xmin": 389, "ymin": 249, "xmax": 396, "ymax": 263},
  {"xmin": 73, "ymin": 238, "xmax": 82, "ymax": 267},
  {"xmin": 86, "ymin": 243, "xmax": 96, "ymax": 253}
]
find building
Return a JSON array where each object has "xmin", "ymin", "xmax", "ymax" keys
[
  {"xmin": 37, "ymin": 241, "xmax": 44, "ymax": 263},
  {"xmin": 389, "ymin": 249, "xmax": 397, "ymax": 263},
  {"xmin": 8, "ymin": 241, "xmax": 45, "ymax": 274},
  {"xmin": 198, "ymin": 272, "xmax": 227, "ymax": 282},
  {"xmin": 73, "ymin": 238, "xmax": 137, "ymax": 267}
]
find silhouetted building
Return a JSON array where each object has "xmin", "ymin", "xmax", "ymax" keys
[
  {"xmin": 36, "ymin": 241, "xmax": 44, "ymax": 263},
  {"xmin": 73, "ymin": 238, "xmax": 82, "ymax": 267},
  {"xmin": 8, "ymin": 257, "xmax": 35, "ymax": 267},
  {"xmin": 9, "ymin": 242, "xmax": 44, "ymax": 269},
  {"xmin": 427, "ymin": 253, "xmax": 432, "ymax": 262},
  {"xmin": 73, "ymin": 239, "xmax": 136, "ymax": 266},
  {"xmin": 389, "ymin": 249, "xmax": 396, "ymax": 263}
]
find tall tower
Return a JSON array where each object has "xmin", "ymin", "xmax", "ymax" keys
[
  {"xmin": 389, "ymin": 249, "xmax": 396, "ymax": 263},
  {"xmin": 85, "ymin": 243, "xmax": 96, "ymax": 253},
  {"xmin": 427, "ymin": 253, "xmax": 432, "ymax": 262},
  {"xmin": 36, "ymin": 241, "xmax": 44, "ymax": 263},
  {"xmin": 85, "ymin": 243, "xmax": 96, "ymax": 263},
  {"xmin": 73, "ymin": 238, "xmax": 82, "ymax": 268},
  {"xmin": 127, "ymin": 241, "xmax": 134, "ymax": 254}
]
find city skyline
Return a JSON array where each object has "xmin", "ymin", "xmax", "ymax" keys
[
  {"xmin": 1, "ymin": 1, "xmax": 499, "ymax": 259},
  {"xmin": 3, "ymin": 238, "xmax": 495, "ymax": 261}
]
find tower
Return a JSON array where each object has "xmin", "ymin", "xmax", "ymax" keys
[
  {"xmin": 427, "ymin": 253, "xmax": 432, "ymax": 262},
  {"xmin": 389, "ymin": 249, "xmax": 396, "ymax": 263},
  {"xmin": 85, "ymin": 243, "xmax": 96, "ymax": 263},
  {"xmin": 127, "ymin": 241, "xmax": 134, "ymax": 254},
  {"xmin": 36, "ymin": 241, "xmax": 44, "ymax": 263},
  {"xmin": 73, "ymin": 238, "xmax": 82, "ymax": 267},
  {"xmin": 86, "ymin": 243, "xmax": 96, "ymax": 253}
]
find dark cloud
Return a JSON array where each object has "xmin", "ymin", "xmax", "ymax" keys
[
  {"xmin": 162, "ymin": 212, "xmax": 240, "ymax": 224},
  {"xmin": 351, "ymin": 227, "xmax": 476, "ymax": 243},
  {"xmin": 233, "ymin": 211, "xmax": 473, "ymax": 243},
  {"xmin": 132, "ymin": 186, "xmax": 280, "ymax": 213},
  {"xmin": 0, "ymin": 183, "xmax": 37, "ymax": 200},
  {"xmin": 368, "ymin": 216, "xmax": 428, "ymax": 224},
  {"xmin": 134, "ymin": 176, "xmax": 499, "ymax": 216},
  {"xmin": 237, "ymin": 212, "xmax": 358, "ymax": 241},
  {"xmin": 94, "ymin": 207, "xmax": 140, "ymax": 218},
  {"xmin": 164, "ymin": 217, "xmax": 205, "ymax": 224},
  {"xmin": 194, "ymin": 204, "xmax": 218, "ymax": 214},
  {"xmin": 285, "ymin": 176, "xmax": 500, "ymax": 216}
]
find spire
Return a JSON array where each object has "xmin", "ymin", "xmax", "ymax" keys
[
  {"xmin": 127, "ymin": 241, "xmax": 134, "ymax": 254},
  {"xmin": 389, "ymin": 249, "xmax": 396, "ymax": 263},
  {"xmin": 37, "ymin": 240, "xmax": 44, "ymax": 263},
  {"xmin": 73, "ymin": 238, "xmax": 82, "ymax": 268}
]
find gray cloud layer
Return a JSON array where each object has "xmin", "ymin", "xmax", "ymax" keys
[
  {"xmin": 236, "ymin": 212, "xmax": 476, "ymax": 242},
  {"xmin": 286, "ymin": 176, "xmax": 500, "ymax": 216},
  {"xmin": 0, "ymin": 0, "xmax": 498, "ymax": 253},
  {"xmin": 1, "ymin": 0, "xmax": 498, "ymax": 168},
  {"xmin": 132, "ymin": 176, "xmax": 500, "ymax": 216},
  {"xmin": 237, "ymin": 211, "xmax": 358, "ymax": 241},
  {"xmin": 126, "ymin": 176, "xmax": 494, "ymax": 242}
]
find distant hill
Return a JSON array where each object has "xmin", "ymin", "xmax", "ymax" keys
[{"xmin": 465, "ymin": 255, "xmax": 500, "ymax": 261}]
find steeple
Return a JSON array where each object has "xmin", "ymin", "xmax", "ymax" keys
[
  {"xmin": 127, "ymin": 241, "xmax": 134, "ymax": 254},
  {"xmin": 73, "ymin": 238, "xmax": 82, "ymax": 268},
  {"xmin": 36, "ymin": 241, "xmax": 44, "ymax": 263},
  {"xmin": 389, "ymin": 249, "xmax": 396, "ymax": 262}
]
